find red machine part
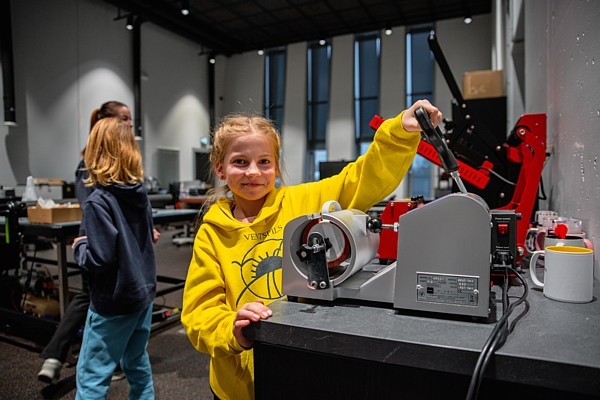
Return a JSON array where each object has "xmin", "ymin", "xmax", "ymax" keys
[
  {"xmin": 417, "ymin": 141, "xmax": 492, "ymax": 190},
  {"xmin": 496, "ymin": 113, "xmax": 547, "ymax": 259},
  {"xmin": 369, "ymin": 115, "xmax": 492, "ymax": 190},
  {"xmin": 376, "ymin": 199, "xmax": 424, "ymax": 262},
  {"xmin": 370, "ymin": 113, "xmax": 547, "ymax": 263}
]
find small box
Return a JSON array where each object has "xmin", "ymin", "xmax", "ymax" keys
[
  {"xmin": 463, "ymin": 70, "xmax": 504, "ymax": 100},
  {"xmin": 27, "ymin": 205, "xmax": 82, "ymax": 224}
]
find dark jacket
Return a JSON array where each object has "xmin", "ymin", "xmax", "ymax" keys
[
  {"xmin": 75, "ymin": 159, "xmax": 93, "ymax": 207},
  {"xmin": 73, "ymin": 183, "xmax": 156, "ymax": 315},
  {"xmin": 75, "ymin": 159, "xmax": 94, "ymax": 236}
]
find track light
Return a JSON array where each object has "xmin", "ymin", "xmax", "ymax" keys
[
  {"xmin": 114, "ymin": 9, "xmax": 136, "ymax": 30},
  {"xmin": 181, "ymin": 0, "xmax": 190, "ymax": 16},
  {"xmin": 199, "ymin": 48, "xmax": 215, "ymax": 63},
  {"xmin": 126, "ymin": 15, "xmax": 135, "ymax": 30}
]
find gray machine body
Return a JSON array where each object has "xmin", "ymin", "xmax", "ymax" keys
[
  {"xmin": 282, "ymin": 193, "xmax": 493, "ymax": 318},
  {"xmin": 394, "ymin": 193, "xmax": 491, "ymax": 318}
]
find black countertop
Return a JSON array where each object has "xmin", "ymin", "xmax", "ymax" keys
[{"xmin": 247, "ymin": 273, "xmax": 600, "ymax": 397}]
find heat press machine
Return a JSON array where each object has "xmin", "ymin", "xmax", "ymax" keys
[{"xmin": 282, "ymin": 108, "xmax": 518, "ymax": 320}]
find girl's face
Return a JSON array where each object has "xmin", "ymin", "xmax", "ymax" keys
[
  {"xmin": 115, "ymin": 106, "xmax": 133, "ymax": 129},
  {"xmin": 216, "ymin": 133, "xmax": 278, "ymax": 203}
]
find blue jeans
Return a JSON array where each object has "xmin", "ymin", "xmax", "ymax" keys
[{"xmin": 76, "ymin": 304, "xmax": 154, "ymax": 400}]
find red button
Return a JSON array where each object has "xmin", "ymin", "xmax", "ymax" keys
[{"xmin": 498, "ymin": 223, "xmax": 508, "ymax": 235}]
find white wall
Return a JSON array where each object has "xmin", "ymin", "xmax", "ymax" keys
[
  {"xmin": 218, "ymin": 52, "xmax": 264, "ymax": 115},
  {"xmin": 140, "ymin": 23, "xmax": 210, "ymax": 183},
  {"xmin": 527, "ymin": 0, "xmax": 600, "ymax": 276},
  {"xmin": 281, "ymin": 42, "xmax": 308, "ymax": 186},
  {"xmin": 4, "ymin": 0, "xmax": 133, "ymax": 185},
  {"xmin": 1, "ymin": 0, "xmax": 207, "ymax": 189},
  {"xmin": 327, "ymin": 34, "xmax": 354, "ymax": 162}
]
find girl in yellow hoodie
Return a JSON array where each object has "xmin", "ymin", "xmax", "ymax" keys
[{"xmin": 181, "ymin": 100, "xmax": 442, "ymax": 400}]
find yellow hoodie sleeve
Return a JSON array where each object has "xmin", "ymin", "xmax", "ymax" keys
[
  {"xmin": 287, "ymin": 110, "xmax": 421, "ymax": 213},
  {"xmin": 181, "ymin": 226, "xmax": 247, "ymax": 357}
]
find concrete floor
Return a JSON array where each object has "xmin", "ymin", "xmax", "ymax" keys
[{"xmin": 0, "ymin": 227, "xmax": 214, "ymax": 399}]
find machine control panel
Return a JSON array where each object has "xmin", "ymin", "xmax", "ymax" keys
[
  {"xmin": 416, "ymin": 273, "xmax": 479, "ymax": 306},
  {"xmin": 490, "ymin": 210, "xmax": 519, "ymax": 284}
]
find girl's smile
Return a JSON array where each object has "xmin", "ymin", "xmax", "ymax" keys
[{"xmin": 216, "ymin": 133, "xmax": 279, "ymax": 219}]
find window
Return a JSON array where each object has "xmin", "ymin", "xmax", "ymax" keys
[
  {"xmin": 354, "ymin": 32, "xmax": 381, "ymax": 156},
  {"xmin": 264, "ymin": 47, "xmax": 286, "ymax": 132},
  {"xmin": 406, "ymin": 25, "xmax": 434, "ymax": 198},
  {"xmin": 306, "ymin": 40, "xmax": 331, "ymax": 181}
]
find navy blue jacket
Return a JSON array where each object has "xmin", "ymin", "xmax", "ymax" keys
[
  {"xmin": 75, "ymin": 159, "xmax": 93, "ymax": 207},
  {"xmin": 73, "ymin": 183, "xmax": 156, "ymax": 315},
  {"xmin": 75, "ymin": 159, "xmax": 94, "ymax": 236}
]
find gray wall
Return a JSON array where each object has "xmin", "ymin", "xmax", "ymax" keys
[
  {"xmin": 526, "ymin": 0, "xmax": 600, "ymax": 276},
  {"xmin": 0, "ymin": 0, "xmax": 489, "ymax": 191},
  {"xmin": 1, "ymin": 0, "xmax": 209, "ymax": 188}
]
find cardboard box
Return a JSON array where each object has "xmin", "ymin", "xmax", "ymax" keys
[
  {"xmin": 463, "ymin": 70, "xmax": 504, "ymax": 99},
  {"xmin": 27, "ymin": 205, "xmax": 82, "ymax": 224}
]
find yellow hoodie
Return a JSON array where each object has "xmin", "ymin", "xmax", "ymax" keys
[{"xmin": 181, "ymin": 111, "xmax": 420, "ymax": 400}]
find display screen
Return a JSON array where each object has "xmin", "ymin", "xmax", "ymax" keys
[{"xmin": 319, "ymin": 161, "xmax": 352, "ymax": 179}]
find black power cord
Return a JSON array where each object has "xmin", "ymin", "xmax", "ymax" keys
[{"xmin": 465, "ymin": 265, "xmax": 529, "ymax": 400}]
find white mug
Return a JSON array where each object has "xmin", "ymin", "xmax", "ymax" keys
[
  {"xmin": 535, "ymin": 232, "xmax": 593, "ymax": 251},
  {"xmin": 529, "ymin": 245, "xmax": 594, "ymax": 303}
]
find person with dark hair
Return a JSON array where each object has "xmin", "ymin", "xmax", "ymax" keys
[
  {"xmin": 75, "ymin": 101, "xmax": 134, "ymax": 206},
  {"xmin": 38, "ymin": 101, "xmax": 137, "ymax": 384}
]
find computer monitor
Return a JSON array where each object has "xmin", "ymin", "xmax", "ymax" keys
[
  {"xmin": 194, "ymin": 150, "xmax": 212, "ymax": 184},
  {"xmin": 319, "ymin": 160, "xmax": 352, "ymax": 179}
]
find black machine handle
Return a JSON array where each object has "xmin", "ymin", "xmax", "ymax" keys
[
  {"xmin": 427, "ymin": 33, "xmax": 465, "ymax": 107},
  {"xmin": 414, "ymin": 107, "xmax": 459, "ymax": 174}
]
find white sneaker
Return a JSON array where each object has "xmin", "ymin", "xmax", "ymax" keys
[
  {"xmin": 38, "ymin": 358, "xmax": 62, "ymax": 383},
  {"xmin": 111, "ymin": 370, "xmax": 126, "ymax": 382}
]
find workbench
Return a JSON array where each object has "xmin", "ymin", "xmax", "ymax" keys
[
  {"xmin": 246, "ymin": 275, "xmax": 600, "ymax": 399},
  {"xmin": 0, "ymin": 209, "xmax": 197, "ymax": 344}
]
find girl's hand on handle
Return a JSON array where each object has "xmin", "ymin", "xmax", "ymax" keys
[
  {"xmin": 402, "ymin": 99, "xmax": 442, "ymax": 132},
  {"xmin": 233, "ymin": 300, "xmax": 273, "ymax": 349}
]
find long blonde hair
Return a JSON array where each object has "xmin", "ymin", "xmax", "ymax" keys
[
  {"xmin": 83, "ymin": 118, "xmax": 143, "ymax": 187},
  {"xmin": 196, "ymin": 114, "xmax": 285, "ymax": 223}
]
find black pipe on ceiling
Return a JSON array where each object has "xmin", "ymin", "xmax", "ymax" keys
[{"xmin": 1, "ymin": 1, "xmax": 17, "ymax": 126}]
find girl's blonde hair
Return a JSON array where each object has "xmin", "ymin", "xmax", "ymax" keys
[
  {"xmin": 83, "ymin": 118, "xmax": 144, "ymax": 187},
  {"xmin": 196, "ymin": 114, "xmax": 284, "ymax": 224}
]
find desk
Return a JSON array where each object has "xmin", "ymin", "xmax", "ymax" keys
[
  {"xmin": 177, "ymin": 196, "xmax": 208, "ymax": 209},
  {"xmin": 171, "ymin": 197, "xmax": 205, "ymax": 245},
  {"xmin": 0, "ymin": 209, "xmax": 197, "ymax": 344},
  {"xmin": 246, "ymin": 277, "xmax": 600, "ymax": 399}
]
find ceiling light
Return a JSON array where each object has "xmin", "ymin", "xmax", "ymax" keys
[
  {"xmin": 257, "ymin": 49, "xmax": 265, "ymax": 56},
  {"xmin": 464, "ymin": 15, "xmax": 472, "ymax": 24},
  {"xmin": 384, "ymin": 27, "xmax": 393, "ymax": 36},
  {"xmin": 209, "ymin": 55, "xmax": 216, "ymax": 64},
  {"xmin": 126, "ymin": 15, "xmax": 135, "ymax": 30},
  {"xmin": 181, "ymin": 0, "xmax": 190, "ymax": 16},
  {"xmin": 318, "ymin": 39, "xmax": 326, "ymax": 46}
]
